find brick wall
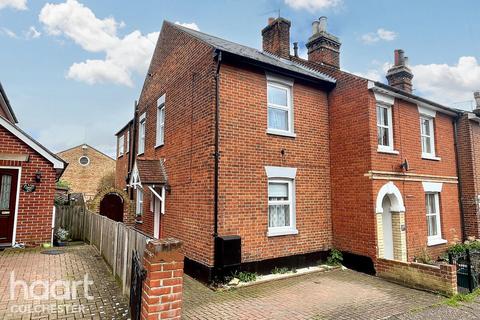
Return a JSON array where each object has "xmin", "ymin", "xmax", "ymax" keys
[
  {"xmin": 57, "ymin": 145, "xmax": 115, "ymax": 200},
  {"xmin": 131, "ymin": 22, "xmax": 217, "ymax": 267},
  {"xmin": 0, "ymin": 125, "xmax": 57, "ymax": 246},
  {"xmin": 457, "ymin": 114, "xmax": 480, "ymax": 238},
  {"xmin": 115, "ymin": 124, "xmax": 132, "ymax": 191},
  {"xmin": 217, "ymin": 62, "xmax": 332, "ymax": 262},
  {"xmin": 376, "ymin": 258, "xmax": 457, "ymax": 296}
]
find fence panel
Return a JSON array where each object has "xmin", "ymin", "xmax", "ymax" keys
[{"xmin": 54, "ymin": 205, "xmax": 152, "ymax": 298}]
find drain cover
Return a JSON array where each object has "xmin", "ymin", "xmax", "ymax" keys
[{"xmin": 41, "ymin": 249, "xmax": 64, "ymax": 255}]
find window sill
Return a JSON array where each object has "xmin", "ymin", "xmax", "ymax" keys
[
  {"xmin": 422, "ymin": 154, "xmax": 441, "ymax": 161},
  {"xmin": 155, "ymin": 143, "xmax": 164, "ymax": 149},
  {"xmin": 266, "ymin": 129, "xmax": 296, "ymax": 138},
  {"xmin": 137, "ymin": 152, "xmax": 144, "ymax": 156},
  {"xmin": 118, "ymin": 154, "xmax": 124, "ymax": 159},
  {"xmin": 377, "ymin": 148, "xmax": 399, "ymax": 155},
  {"xmin": 427, "ymin": 238, "xmax": 447, "ymax": 246},
  {"xmin": 267, "ymin": 228, "xmax": 298, "ymax": 237}
]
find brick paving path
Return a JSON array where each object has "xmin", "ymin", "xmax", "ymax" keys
[
  {"xmin": 183, "ymin": 269, "xmax": 445, "ymax": 320},
  {"xmin": 0, "ymin": 245, "xmax": 129, "ymax": 319}
]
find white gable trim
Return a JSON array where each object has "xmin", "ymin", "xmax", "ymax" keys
[
  {"xmin": 0, "ymin": 117, "xmax": 64, "ymax": 169},
  {"xmin": 422, "ymin": 182, "xmax": 443, "ymax": 192},
  {"xmin": 129, "ymin": 162, "xmax": 142, "ymax": 188},
  {"xmin": 418, "ymin": 104, "xmax": 437, "ymax": 118},
  {"xmin": 374, "ymin": 91, "xmax": 394, "ymax": 106}
]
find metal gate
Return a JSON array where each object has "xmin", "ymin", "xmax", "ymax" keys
[
  {"xmin": 130, "ymin": 250, "xmax": 147, "ymax": 320},
  {"xmin": 449, "ymin": 249, "xmax": 480, "ymax": 293}
]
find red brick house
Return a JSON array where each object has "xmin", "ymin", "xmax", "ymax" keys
[
  {"xmin": 116, "ymin": 17, "xmax": 465, "ymax": 280},
  {"xmin": 457, "ymin": 93, "xmax": 480, "ymax": 240},
  {"xmin": 0, "ymin": 82, "xmax": 66, "ymax": 247}
]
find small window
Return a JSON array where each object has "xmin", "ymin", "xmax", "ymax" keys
[
  {"xmin": 118, "ymin": 135, "xmax": 125, "ymax": 157},
  {"xmin": 377, "ymin": 104, "xmax": 393, "ymax": 151},
  {"xmin": 0, "ymin": 175, "xmax": 12, "ymax": 211},
  {"xmin": 267, "ymin": 81, "xmax": 293, "ymax": 136},
  {"xmin": 425, "ymin": 193, "xmax": 442, "ymax": 242},
  {"xmin": 268, "ymin": 179, "xmax": 296, "ymax": 236},
  {"xmin": 156, "ymin": 94, "xmax": 165, "ymax": 147},
  {"xmin": 136, "ymin": 188, "xmax": 144, "ymax": 216},
  {"xmin": 138, "ymin": 113, "xmax": 146, "ymax": 155},
  {"xmin": 126, "ymin": 130, "xmax": 130, "ymax": 153},
  {"xmin": 420, "ymin": 116, "xmax": 435, "ymax": 157},
  {"xmin": 79, "ymin": 156, "xmax": 90, "ymax": 166}
]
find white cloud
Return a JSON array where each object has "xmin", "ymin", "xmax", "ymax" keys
[
  {"xmin": 25, "ymin": 26, "xmax": 40, "ymax": 39},
  {"xmin": 174, "ymin": 21, "xmax": 200, "ymax": 31},
  {"xmin": 412, "ymin": 56, "xmax": 480, "ymax": 106},
  {"xmin": 361, "ymin": 28, "xmax": 397, "ymax": 44},
  {"xmin": 0, "ymin": 0, "xmax": 27, "ymax": 10},
  {"xmin": 39, "ymin": 0, "xmax": 159, "ymax": 86},
  {"xmin": 0, "ymin": 27, "xmax": 18, "ymax": 38},
  {"xmin": 284, "ymin": 0, "xmax": 342, "ymax": 12},
  {"xmin": 354, "ymin": 57, "xmax": 480, "ymax": 106}
]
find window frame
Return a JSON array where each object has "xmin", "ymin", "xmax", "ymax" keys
[
  {"xmin": 136, "ymin": 188, "xmax": 144, "ymax": 216},
  {"xmin": 268, "ymin": 179, "xmax": 296, "ymax": 236},
  {"xmin": 126, "ymin": 130, "xmax": 130, "ymax": 153},
  {"xmin": 138, "ymin": 113, "xmax": 146, "ymax": 155},
  {"xmin": 266, "ymin": 74, "xmax": 295, "ymax": 138},
  {"xmin": 376, "ymin": 103, "xmax": 395, "ymax": 153},
  {"xmin": 420, "ymin": 115, "xmax": 436, "ymax": 158},
  {"xmin": 118, "ymin": 135, "xmax": 125, "ymax": 158},
  {"xmin": 156, "ymin": 94, "xmax": 165, "ymax": 148},
  {"xmin": 425, "ymin": 192, "xmax": 443, "ymax": 245}
]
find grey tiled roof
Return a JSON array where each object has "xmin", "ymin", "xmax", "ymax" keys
[{"xmin": 167, "ymin": 21, "xmax": 335, "ymax": 84}]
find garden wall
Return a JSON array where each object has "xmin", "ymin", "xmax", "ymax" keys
[{"xmin": 376, "ymin": 258, "xmax": 457, "ymax": 296}]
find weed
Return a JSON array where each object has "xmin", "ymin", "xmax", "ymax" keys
[{"xmin": 326, "ymin": 248, "xmax": 343, "ymax": 266}]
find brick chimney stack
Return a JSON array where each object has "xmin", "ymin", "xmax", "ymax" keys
[
  {"xmin": 386, "ymin": 49, "xmax": 414, "ymax": 93},
  {"xmin": 262, "ymin": 17, "xmax": 291, "ymax": 59},
  {"xmin": 474, "ymin": 91, "xmax": 480, "ymax": 109},
  {"xmin": 305, "ymin": 16, "xmax": 341, "ymax": 68}
]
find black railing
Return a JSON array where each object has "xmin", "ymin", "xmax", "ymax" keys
[
  {"xmin": 130, "ymin": 250, "xmax": 147, "ymax": 320},
  {"xmin": 449, "ymin": 249, "xmax": 480, "ymax": 293}
]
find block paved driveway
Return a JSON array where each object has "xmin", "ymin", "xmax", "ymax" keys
[
  {"xmin": 183, "ymin": 269, "xmax": 448, "ymax": 320},
  {"xmin": 0, "ymin": 245, "xmax": 129, "ymax": 319}
]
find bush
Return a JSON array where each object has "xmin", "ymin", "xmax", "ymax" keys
[
  {"xmin": 96, "ymin": 171, "xmax": 116, "ymax": 193},
  {"xmin": 327, "ymin": 248, "xmax": 343, "ymax": 266},
  {"xmin": 272, "ymin": 267, "xmax": 289, "ymax": 274},
  {"xmin": 233, "ymin": 271, "xmax": 257, "ymax": 283},
  {"xmin": 56, "ymin": 180, "xmax": 70, "ymax": 190},
  {"xmin": 447, "ymin": 238, "xmax": 480, "ymax": 256},
  {"xmin": 55, "ymin": 228, "xmax": 69, "ymax": 241}
]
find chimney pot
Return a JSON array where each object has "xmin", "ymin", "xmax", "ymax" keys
[
  {"xmin": 474, "ymin": 91, "xmax": 480, "ymax": 109},
  {"xmin": 293, "ymin": 42, "xmax": 299, "ymax": 57},
  {"xmin": 312, "ymin": 20, "xmax": 320, "ymax": 35},
  {"xmin": 268, "ymin": 17, "xmax": 275, "ymax": 25},
  {"xmin": 387, "ymin": 49, "xmax": 413, "ymax": 93},
  {"xmin": 319, "ymin": 16, "xmax": 327, "ymax": 33},
  {"xmin": 394, "ymin": 49, "xmax": 405, "ymax": 66}
]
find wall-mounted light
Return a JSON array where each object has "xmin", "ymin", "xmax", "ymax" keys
[{"xmin": 35, "ymin": 170, "xmax": 42, "ymax": 183}]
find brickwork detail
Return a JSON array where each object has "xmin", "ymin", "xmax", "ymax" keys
[
  {"xmin": 376, "ymin": 258, "xmax": 457, "ymax": 296},
  {"xmin": 57, "ymin": 144, "xmax": 115, "ymax": 200},
  {"xmin": 142, "ymin": 238, "xmax": 184, "ymax": 320}
]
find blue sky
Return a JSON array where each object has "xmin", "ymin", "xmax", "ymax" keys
[{"xmin": 0, "ymin": 0, "xmax": 479, "ymax": 156}]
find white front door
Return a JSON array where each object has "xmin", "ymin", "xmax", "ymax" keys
[
  {"xmin": 382, "ymin": 197, "xmax": 394, "ymax": 260},
  {"xmin": 154, "ymin": 198, "xmax": 160, "ymax": 239}
]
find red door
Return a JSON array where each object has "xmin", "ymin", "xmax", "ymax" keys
[{"xmin": 0, "ymin": 169, "xmax": 18, "ymax": 245}]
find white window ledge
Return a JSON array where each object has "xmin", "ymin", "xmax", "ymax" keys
[
  {"xmin": 422, "ymin": 154, "xmax": 441, "ymax": 161},
  {"xmin": 427, "ymin": 238, "xmax": 447, "ymax": 246},
  {"xmin": 267, "ymin": 228, "xmax": 298, "ymax": 237},
  {"xmin": 266, "ymin": 129, "xmax": 296, "ymax": 138},
  {"xmin": 377, "ymin": 147, "xmax": 399, "ymax": 155}
]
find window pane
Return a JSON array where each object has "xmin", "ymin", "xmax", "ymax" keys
[
  {"xmin": 268, "ymin": 85, "xmax": 287, "ymax": 106},
  {"xmin": 422, "ymin": 136, "xmax": 432, "ymax": 154},
  {"xmin": 421, "ymin": 118, "xmax": 430, "ymax": 136},
  {"xmin": 268, "ymin": 183, "xmax": 288, "ymax": 199},
  {"xmin": 378, "ymin": 127, "xmax": 390, "ymax": 146},
  {"xmin": 0, "ymin": 175, "xmax": 12, "ymax": 210},
  {"xmin": 268, "ymin": 107, "xmax": 288, "ymax": 131},
  {"xmin": 427, "ymin": 215, "xmax": 438, "ymax": 236},
  {"xmin": 269, "ymin": 204, "xmax": 290, "ymax": 227}
]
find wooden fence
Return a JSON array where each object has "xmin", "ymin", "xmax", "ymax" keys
[{"xmin": 54, "ymin": 205, "xmax": 151, "ymax": 296}]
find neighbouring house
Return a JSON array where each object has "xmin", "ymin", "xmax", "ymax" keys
[
  {"xmin": 57, "ymin": 144, "xmax": 116, "ymax": 200},
  {"xmin": 293, "ymin": 19, "xmax": 462, "ymax": 272},
  {"xmin": 115, "ymin": 17, "xmax": 467, "ymax": 281},
  {"xmin": 0, "ymin": 82, "xmax": 66, "ymax": 246},
  {"xmin": 457, "ymin": 92, "xmax": 480, "ymax": 239}
]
